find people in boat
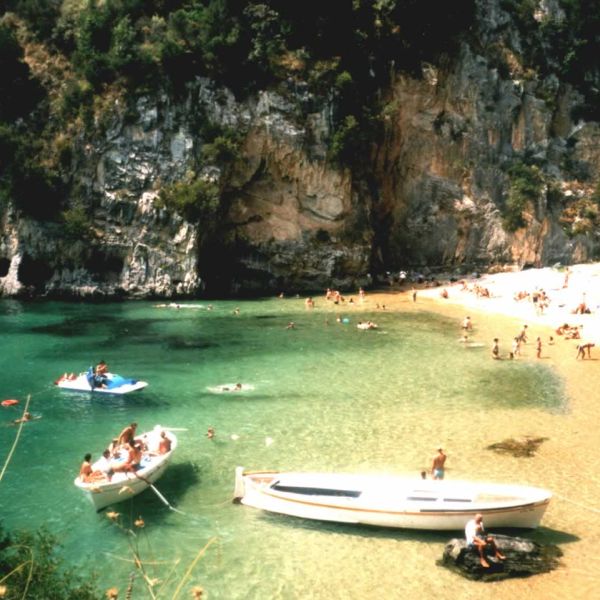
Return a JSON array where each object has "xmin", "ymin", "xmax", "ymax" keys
[
  {"xmin": 79, "ymin": 453, "xmax": 94, "ymax": 481},
  {"xmin": 117, "ymin": 422, "xmax": 138, "ymax": 447},
  {"xmin": 95, "ymin": 360, "xmax": 109, "ymax": 386},
  {"xmin": 96, "ymin": 360, "xmax": 108, "ymax": 376},
  {"xmin": 158, "ymin": 431, "xmax": 172, "ymax": 454},
  {"xmin": 80, "ymin": 453, "xmax": 108, "ymax": 482},
  {"xmin": 107, "ymin": 438, "xmax": 120, "ymax": 457},
  {"xmin": 431, "ymin": 447, "xmax": 447, "ymax": 480},
  {"xmin": 112, "ymin": 442, "xmax": 142, "ymax": 473},
  {"xmin": 95, "ymin": 449, "xmax": 114, "ymax": 481},
  {"xmin": 465, "ymin": 514, "xmax": 505, "ymax": 568}
]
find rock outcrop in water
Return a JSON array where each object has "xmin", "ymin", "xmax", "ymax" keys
[
  {"xmin": 439, "ymin": 535, "xmax": 562, "ymax": 581},
  {"xmin": 1, "ymin": 0, "xmax": 600, "ymax": 298}
]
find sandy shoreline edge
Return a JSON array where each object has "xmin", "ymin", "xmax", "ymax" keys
[{"xmin": 357, "ymin": 263, "xmax": 600, "ymax": 596}]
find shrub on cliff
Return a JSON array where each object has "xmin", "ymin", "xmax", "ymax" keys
[
  {"xmin": 157, "ymin": 177, "xmax": 220, "ymax": 223},
  {"xmin": 0, "ymin": 23, "xmax": 44, "ymax": 122},
  {"xmin": 503, "ymin": 162, "xmax": 544, "ymax": 231}
]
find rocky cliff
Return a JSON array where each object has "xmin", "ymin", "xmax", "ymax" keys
[{"xmin": 1, "ymin": 0, "xmax": 599, "ymax": 298}]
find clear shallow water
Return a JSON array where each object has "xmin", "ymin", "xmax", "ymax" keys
[{"xmin": 0, "ymin": 298, "xmax": 566, "ymax": 598}]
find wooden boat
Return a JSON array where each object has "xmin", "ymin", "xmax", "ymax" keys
[
  {"xmin": 56, "ymin": 370, "xmax": 148, "ymax": 394},
  {"xmin": 74, "ymin": 427, "xmax": 177, "ymax": 511},
  {"xmin": 233, "ymin": 468, "xmax": 551, "ymax": 530}
]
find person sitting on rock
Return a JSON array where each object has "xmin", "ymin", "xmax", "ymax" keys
[{"xmin": 465, "ymin": 514, "xmax": 506, "ymax": 568}]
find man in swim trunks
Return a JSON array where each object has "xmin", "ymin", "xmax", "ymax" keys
[
  {"xmin": 465, "ymin": 513, "xmax": 505, "ymax": 568},
  {"xmin": 117, "ymin": 422, "xmax": 138, "ymax": 447},
  {"xmin": 431, "ymin": 447, "xmax": 447, "ymax": 480}
]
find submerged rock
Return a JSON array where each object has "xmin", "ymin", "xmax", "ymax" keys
[
  {"xmin": 439, "ymin": 534, "xmax": 562, "ymax": 581},
  {"xmin": 486, "ymin": 436, "xmax": 548, "ymax": 457}
]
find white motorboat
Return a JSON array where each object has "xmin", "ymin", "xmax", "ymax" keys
[
  {"xmin": 56, "ymin": 369, "xmax": 148, "ymax": 394},
  {"xmin": 74, "ymin": 427, "xmax": 177, "ymax": 511},
  {"xmin": 234, "ymin": 468, "xmax": 551, "ymax": 530}
]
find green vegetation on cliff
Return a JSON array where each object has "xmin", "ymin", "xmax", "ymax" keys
[{"xmin": 1, "ymin": 0, "xmax": 599, "ymax": 240}]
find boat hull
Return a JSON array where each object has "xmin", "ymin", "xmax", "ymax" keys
[
  {"xmin": 74, "ymin": 429, "xmax": 176, "ymax": 511},
  {"xmin": 57, "ymin": 372, "xmax": 148, "ymax": 394},
  {"xmin": 235, "ymin": 469, "xmax": 551, "ymax": 531}
]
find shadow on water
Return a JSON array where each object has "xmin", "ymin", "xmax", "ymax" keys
[
  {"xmin": 30, "ymin": 315, "xmax": 116, "ymax": 336},
  {"xmin": 98, "ymin": 462, "xmax": 203, "ymax": 524},
  {"xmin": 164, "ymin": 337, "xmax": 219, "ymax": 350}
]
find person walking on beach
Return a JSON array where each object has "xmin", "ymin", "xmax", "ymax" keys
[
  {"xmin": 492, "ymin": 338, "xmax": 500, "ymax": 359},
  {"xmin": 512, "ymin": 336, "xmax": 521, "ymax": 357},
  {"xmin": 412, "ymin": 288, "xmax": 417, "ymax": 302},
  {"xmin": 517, "ymin": 325, "xmax": 528, "ymax": 343},
  {"xmin": 536, "ymin": 336, "xmax": 542, "ymax": 358},
  {"xmin": 431, "ymin": 447, "xmax": 447, "ymax": 479},
  {"xmin": 462, "ymin": 316, "xmax": 472, "ymax": 331}
]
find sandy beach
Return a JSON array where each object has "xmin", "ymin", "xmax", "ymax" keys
[{"xmin": 356, "ymin": 263, "xmax": 600, "ymax": 598}]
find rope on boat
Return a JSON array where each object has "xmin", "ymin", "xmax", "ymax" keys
[
  {"xmin": 554, "ymin": 493, "xmax": 600, "ymax": 515},
  {"xmin": 0, "ymin": 395, "xmax": 31, "ymax": 483}
]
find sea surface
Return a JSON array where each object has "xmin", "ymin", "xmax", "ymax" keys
[{"xmin": 0, "ymin": 297, "xmax": 571, "ymax": 598}]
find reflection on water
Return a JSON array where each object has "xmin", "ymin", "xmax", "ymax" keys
[{"xmin": 0, "ymin": 298, "xmax": 580, "ymax": 599}]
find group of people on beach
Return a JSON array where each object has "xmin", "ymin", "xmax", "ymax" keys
[{"xmin": 78, "ymin": 422, "xmax": 172, "ymax": 483}]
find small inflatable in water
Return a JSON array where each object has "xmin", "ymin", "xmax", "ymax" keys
[
  {"xmin": 1, "ymin": 399, "xmax": 19, "ymax": 407},
  {"xmin": 207, "ymin": 383, "xmax": 254, "ymax": 394}
]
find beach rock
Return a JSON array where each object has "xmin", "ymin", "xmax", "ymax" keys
[{"xmin": 439, "ymin": 535, "xmax": 562, "ymax": 581}]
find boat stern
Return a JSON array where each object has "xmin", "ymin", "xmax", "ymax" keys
[{"xmin": 233, "ymin": 466, "xmax": 245, "ymax": 503}]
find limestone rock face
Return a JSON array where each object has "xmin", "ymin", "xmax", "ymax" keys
[{"xmin": 1, "ymin": 0, "xmax": 600, "ymax": 298}]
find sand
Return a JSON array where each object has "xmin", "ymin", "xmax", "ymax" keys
[{"xmin": 345, "ymin": 263, "xmax": 600, "ymax": 598}]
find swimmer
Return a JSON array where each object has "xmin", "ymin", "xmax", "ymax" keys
[
  {"xmin": 13, "ymin": 411, "xmax": 36, "ymax": 424},
  {"xmin": 207, "ymin": 427, "xmax": 215, "ymax": 439},
  {"xmin": 286, "ymin": 321, "xmax": 296, "ymax": 329}
]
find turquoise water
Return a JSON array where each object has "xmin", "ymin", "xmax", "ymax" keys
[{"xmin": 0, "ymin": 298, "xmax": 565, "ymax": 598}]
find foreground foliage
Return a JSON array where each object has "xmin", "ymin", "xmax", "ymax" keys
[{"xmin": 0, "ymin": 524, "xmax": 101, "ymax": 599}]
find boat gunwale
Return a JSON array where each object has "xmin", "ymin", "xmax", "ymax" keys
[{"xmin": 250, "ymin": 486, "xmax": 551, "ymax": 518}]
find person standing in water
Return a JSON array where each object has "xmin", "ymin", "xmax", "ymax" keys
[
  {"xmin": 491, "ymin": 338, "xmax": 500, "ymax": 359},
  {"xmin": 431, "ymin": 447, "xmax": 447, "ymax": 479}
]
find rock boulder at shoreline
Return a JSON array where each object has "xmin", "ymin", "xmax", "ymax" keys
[{"xmin": 439, "ymin": 534, "xmax": 562, "ymax": 581}]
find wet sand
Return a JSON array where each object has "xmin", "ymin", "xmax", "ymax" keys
[{"xmin": 342, "ymin": 265, "xmax": 600, "ymax": 598}]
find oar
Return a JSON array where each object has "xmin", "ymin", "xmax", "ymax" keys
[
  {"xmin": 149, "ymin": 483, "xmax": 185, "ymax": 515},
  {"xmin": 128, "ymin": 469, "xmax": 185, "ymax": 515}
]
